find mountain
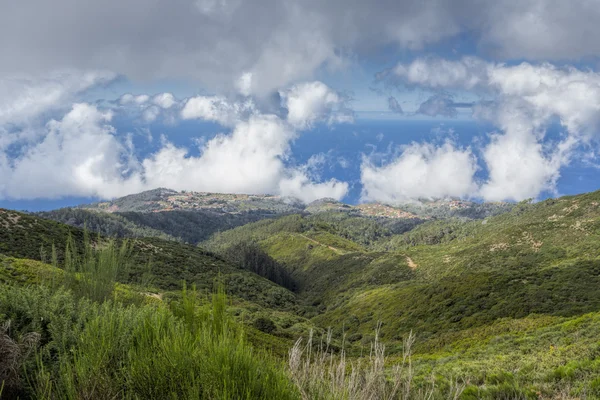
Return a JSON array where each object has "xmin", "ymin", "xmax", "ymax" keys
[
  {"xmin": 201, "ymin": 190, "xmax": 600, "ymax": 395},
  {"xmin": 38, "ymin": 188, "xmax": 513, "ymax": 245},
  {"xmin": 6, "ymin": 189, "xmax": 600, "ymax": 396},
  {"xmin": 78, "ymin": 188, "xmax": 306, "ymax": 214}
]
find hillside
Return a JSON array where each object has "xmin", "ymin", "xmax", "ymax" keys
[
  {"xmin": 200, "ymin": 190, "xmax": 600, "ymax": 396},
  {"xmin": 0, "ymin": 208, "xmax": 298, "ymax": 310},
  {"xmin": 78, "ymin": 188, "xmax": 306, "ymax": 214},
  {"xmin": 5, "ymin": 190, "xmax": 600, "ymax": 397},
  {"xmin": 205, "ymin": 192, "xmax": 600, "ymax": 334},
  {"xmin": 38, "ymin": 188, "xmax": 512, "ymax": 245}
]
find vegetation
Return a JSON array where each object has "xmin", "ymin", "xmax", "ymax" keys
[
  {"xmin": 2, "ymin": 225, "xmax": 461, "ymax": 399},
  {"xmin": 221, "ymin": 241, "xmax": 297, "ymax": 291},
  {"xmin": 5, "ymin": 188, "xmax": 600, "ymax": 397},
  {"xmin": 38, "ymin": 207, "xmax": 277, "ymax": 244},
  {"xmin": 0, "ymin": 279, "xmax": 298, "ymax": 398},
  {"xmin": 0, "ymin": 209, "xmax": 298, "ymax": 309}
]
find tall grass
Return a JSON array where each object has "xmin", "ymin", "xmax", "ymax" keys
[
  {"xmin": 0, "ymin": 280, "xmax": 298, "ymax": 399},
  {"xmin": 60, "ymin": 231, "xmax": 132, "ymax": 302},
  {"xmin": 0, "ymin": 320, "xmax": 40, "ymax": 398},
  {"xmin": 289, "ymin": 325, "xmax": 466, "ymax": 399},
  {"xmin": 2, "ymin": 234, "xmax": 469, "ymax": 399}
]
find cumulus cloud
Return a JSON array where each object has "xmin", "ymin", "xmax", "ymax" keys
[
  {"xmin": 479, "ymin": 129, "xmax": 575, "ymax": 201},
  {"xmin": 391, "ymin": 57, "xmax": 487, "ymax": 90},
  {"xmin": 361, "ymin": 141, "xmax": 478, "ymax": 203},
  {"xmin": 152, "ymin": 93, "xmax": 177, "ymax": 109},
  {"xmin": 0, "ymin": 103, "xmax": 144, "ymax": 199},
  {"xmin": 142, "ymin": 115, "xmax": 293, "ymax": 194},
  {"xmin": 279, "ymin": 171, "xmax": 348, "ymax": 203},
  {"xmin": 118, "ymin": 92, "xmax": 179, "ymax": 122},
  {"xmin": 0, "ymin": 81, "xmax": 349, "ymax": 202},
  {"xmin": 235, "ymin": 72, "xmax": 253, "ymax": 97},
  {"xmin": 376, "ymin": 57, "xmax": 600, "ymax": 201},
  {"xmin": 0, "ymin": 71, "xmax": 116, "ymax": 128},
  {"xmin": 120, "ymin": 94, "xmax": 150, "ymax": 105},
  {"xmin": 390, "ymin": 58, "xmax": 600, "ymax": 135},
  {"xmin": 180, "ymin": 95, "xmax": 256, "ymax": 126},
  {"xmin": 281, "ymin": 81, "xmax": 353, "ymax": 129}
]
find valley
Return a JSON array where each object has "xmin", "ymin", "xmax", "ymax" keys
[{"xmin": 2, "ymin": 189, "xmax": 600, "ymax": 398}]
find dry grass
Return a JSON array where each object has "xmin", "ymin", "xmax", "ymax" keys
[
  {"xmin": 0, "ymin": 320, "xmax": 40, "ymax": 396},
  {"xmin": 289, "ymin": 325, "xmax": 465, "ymax": 400}
]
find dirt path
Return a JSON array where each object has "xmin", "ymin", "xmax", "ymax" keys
[
  {"xmin": 297, "ymin": 234, "xmax": 346, "ymax": 255},
  {"xmin": 405, "ymin": 256, "xmax": 418, "ymax": 270}
]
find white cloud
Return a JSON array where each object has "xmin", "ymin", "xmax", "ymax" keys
[
  {"xmin": 391, "ymin": 58, "xmax": 600, "ymax": 136},
  {"xmin": 391, "ymin": 57, "xmax": 487, "ymax": 90},
  {"xmin": 142, "ymin": 115, "xmax": 293, "ymax": 194},
  {"xmin": 118, "ymin": 92, "xmax": 179, "ymax": 123},
  {"xmin": 361, "ymin": 141, "xmax": 478, "ymax": 203},
  {"xmin": 337, "ymin": 156, "xmax": 350, "ymax": 169},
  {"xmin": 152, "ymin": 93, "xmax": 176, "ymax": 109},
  {"xmin": 120, "ymin": 94, "xmax": 150, "ymax": 105},
  {"xmin": 0, "ymin": 103, "xmax": 144, "ymax": 199},
  {"xmin": 281, "ymin": 81, "xmax": 352, "ymax": 129},
  {"xmin": 0, "ymin": 71, "xmax": 115, "ymax": 128},
  {"xmin": 0, "ymin": 81, "xmax": 350, "ymax": 203},
  {"xmin": 181, "ymin": 96, "xmax": 256, "ymax": 126},
  {"xmin": 236, "ymin": 72, "xmax": 253, "ymax": 97},
  {"xmin": 382, "ymin": 57, "xmax": 600, "ymax": 201},
  {"xmin": 142, "ymin": 106, "xmax": 161, "ymax": 123},
  {"xmin": 480, "ymin": 129, "xmax": 576, "ymax": 201},
  {"xmin": 279, "ymin": 171, "xmax": 348, "ymax": 203},
  {"xmin": 137, "ymin": 112, "xmax": 349, "ymax": 202}
]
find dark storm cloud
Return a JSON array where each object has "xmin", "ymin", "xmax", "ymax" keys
[{"xmin": 2, "ymin": 0, "xmax": 599, "ymax": 95}]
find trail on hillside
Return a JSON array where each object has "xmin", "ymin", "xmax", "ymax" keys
[
  {"xmin": 296, "ymin": 234, "xmax": 346, "ymax": 255},
  {"xmin": 405, "ymin": 256, "xmax": 418, "ymax": 270}
]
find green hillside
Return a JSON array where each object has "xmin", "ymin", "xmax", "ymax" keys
[
  {"xmin": 200, "ymin": 190, "xmax": 600, "ymax": 397},
  {"xmin": 5, "ymin": 190, "xmax": 600, "ymax": 397},
  {"xmin": 37, "ymin": 207, "xmax": 278, "ymax": 244},
  {"xmin": 0, "ymin": 208, "xmax": 297, "ymax": 310}
]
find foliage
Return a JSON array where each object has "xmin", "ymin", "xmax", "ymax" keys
[
  {"xmin": 0, "ymin": 282, "xmax": 299, "ymax": 399},
  {"xmin": 6, "ymin": 189, "xmax": 600, "ymax": 397},
  {"xmin": 289, "ymin": 328, "xmax": 465, "ymax": 399},
  {"xmin": 222, "ymin": 241, "xmax": 297, "ymax": 291},
  {"xmin": 0, "ymin": 209, "xmax": 298, "ymax": 310}
]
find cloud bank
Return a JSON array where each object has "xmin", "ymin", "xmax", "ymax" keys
[
  {"xmin": 3, "ymin": 2, "xmax": 600, "ymax": 205},
  {"xmin": 0, "ymin": 76, "xmax": 348, "ymax": 203},
  {"xmin": 3, "ymin": 1, "xmax": 600, "ymax": 95},
  {"xmin": 361, "ymin": 141, "xmax": 478, "ymax": 203},
  {"xmin": 363, "ymin": 57, "xmax": 600, "ymax": 203}
]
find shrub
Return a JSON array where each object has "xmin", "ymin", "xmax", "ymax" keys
[{"xmin": 254, "ymin": 316, "xmax": 277, "ymax": 334}]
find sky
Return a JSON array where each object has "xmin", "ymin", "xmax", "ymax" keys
[{"xmin": 3, "ymin": 0, "xmax": 600, "ymax": 210}]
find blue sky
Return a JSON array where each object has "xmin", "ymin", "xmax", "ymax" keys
[{"xmin": 2, "ymin": 0, "xmax": 600, "ymax": 211}]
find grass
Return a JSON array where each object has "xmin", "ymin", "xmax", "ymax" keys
[
  {"xmin": 6, "ymin": 190, "xmax": 600, "ymax": 397},
  {"xmin": 0, "ymin": 278, "xmax": 299, "ymax": 399},
  {"xmin": 0, "ymin": 208, "xmax": 299, "ymax": 310}
]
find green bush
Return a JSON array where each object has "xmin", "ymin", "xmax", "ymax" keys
[
  {"xmin": 254, "ymin": 316, "xmax": 277, "ymax": 334},
  {"xmin": 0, "ymin": 282, "xmax": 299, "ymax": 399}
]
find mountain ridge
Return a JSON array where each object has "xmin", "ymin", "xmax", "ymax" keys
[{"xmin": 71, "ymin": 187, "xmax": 514, "ymax": 220}]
